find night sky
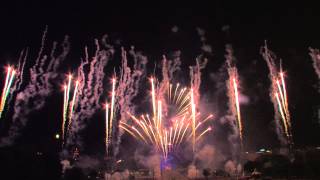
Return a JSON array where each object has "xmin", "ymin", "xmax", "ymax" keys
[{"xmin": 0, "ymin": 0, "xmax": 319, "ymax": 165}]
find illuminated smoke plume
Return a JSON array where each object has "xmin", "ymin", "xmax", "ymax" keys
[
  {"xmin": 67, "ymin": 39, "xmax": 113, "ymax": 147},
  {"xmin": 187, "ymin": 165, "xmax": 200, "ymax": 179},
  {"xmin": 225, "ymin": 44, "xmax": 243, "ymax": 152},
  {"xmin": 309, "ymin": 48, "xmax": 320, "ymax": 125},
  {"xmin": 260, "ymin": 42, "xmax": 288, "ymax": 145},
  {"xmin": 196, "ymin": 27, "xmax": 212, "ymax": 53},
  {"xmin": 158, "ymin": 51, "xmax": 182, "ymax": 114},
  {"xmin": 1, "ymin": 31, "xmax": 70, "ymax": 146},
  {"xmin": 189, "ymin": 58, "xmax": 207, "ymax": 107},
  {"xmin": 309, "ymin": 48, "xmax": 320, "ymax": 89},
  {"xmin": 112, "ymin": 47, "xmax": 147, "ymax": 156},
  {"xmin": 134, "ymin": 150, "xmax": 161, "ymax": 178}
]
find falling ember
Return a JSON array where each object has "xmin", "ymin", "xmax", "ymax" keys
[
  {"xmin": 0, "ymin": 66, "xmax": 16, "ymax": 119},
  {"xmin": 120, "ymin": 78, "xmax": 213, "ymax": 159}
]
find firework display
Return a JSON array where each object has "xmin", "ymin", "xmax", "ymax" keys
[
  {"xmin": 120, "ymin": 78, "xmax": 212, "ymax": 159},
  {"xmin": 3, "ymin": 30, "xmax": 320, "ymax": 180}
]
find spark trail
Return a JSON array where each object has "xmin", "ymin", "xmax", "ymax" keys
[
  {"xmin": 61, "ymin": 75, "xmax": 80, "ymax": 146},
  {"xmin": 261, "ymin": 43, "xmax": 293, "ymax": 146},
  {"xmin": 274, "ymin": 72, "xmax": 292, "ymax": 145},
  {"xmin": 105, "ymin": 78, "xmax": 116, "ymax": 155},
  {"xmin": 225, "ymin": 45, "xmax": 244, "ymax": 149},
  {"xmin": 0, "ymin": 67, "xmax": 16, "ymax": 119}
]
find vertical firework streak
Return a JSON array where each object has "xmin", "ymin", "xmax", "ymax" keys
[
  {"xmin": 61, "ymin": 75, "xmax": 72, "ymax": 142},
  {"xmin": 261, "ymin": 43, "xmax": 292, "ymax": 146},
  {"xmin": 233, "ymin": 78, "xmax": 243, "ymax": 143},
  {"xmin": 225, "ymin": 45, "xmax": 244, "ymax": 147},
  {"xmin": 190, "ymin": 89, "xmax": 196, "ymax": 153},
  {"xmin": 68, "ymin": 80, "xmax": 79, "ymax": 132},
  {"xmin": 0, "ymin": 67, "xmax": 16, "ymax": 119},
  {"xmin": 274, "ymin": 72, "xmax": 292, "ymax": 145},
  {"xmin": 189, "ymin": 57, "xmax": 208, "ymax": 154},
  {"xmin": 61, "ymin": 76, "xmax": 79, "ymax": 146},
  {"xmin": 105, "ymin": 78, "xmax": 116, "ymax": 155}
]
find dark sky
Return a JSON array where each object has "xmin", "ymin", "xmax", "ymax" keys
[{"xmin": 0, "ymin": 0, "xmax": 319, "ymax": 159}]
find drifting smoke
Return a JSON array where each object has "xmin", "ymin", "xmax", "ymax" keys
[
  {"xmin": 196, "ymin": 27, "xmax": 212, "ymax": 54},
  {"xmin": 134, "ymin": 150, "xmax": 161, "ymax": 178},
  {"xmin": 260, "ymin": 43, "xmax": 287, "ymax": 145},
  {"xmin": 195, "ymin": 144, "xmax": 226, "ymax": 169},
  {"xmin": 113, "ymin": 47, "xmax": 147, "ymax": 156},
  {"xmin": 1, "ymin": 30, "xmax": 70, "ymax": 146},
  {"xmin": 187, "ymin": 165, "xmax": 200, "ymax": 179},
  {"xmin": 10, "ymin": 48, "xmax": 28, "ymax": 95},
  {"xmin": 74, "ymin": 155, "xmax": 100, "ymax": 170},
  {"xmin": 67, "ymin": 39, "xmax": 113, "ymax": 147},
  {"xmin": 224, "ymin": 160, "xmax": 242, "ymax": 175},
  {"xmin": 105, "ymin": 170, "xmax": 130, "ymax": 180},
  {"xmin": 224, "ymin": 44, "xmax": 242, "ymax": 158},
  {"xmin": 239, "ymin": 93, "xmax": 250, "ymax": 105},
  {"xmin": 309, "ymin": 48, "xmax": 320, "ymax": 126},
  {"xmin": 61, "ymin": 159, "xmax": 72, "ymax": 174},
  {"xmin": 189, "ymin": 58, "xmax": 208, "ymax": 107},
  {"xmin": 309, "ymin": 48, "xmax": 320, "ymax": 90},
  {"xmin": 171, "ymin": 25, "xmax": 179, "ymax": 33}
]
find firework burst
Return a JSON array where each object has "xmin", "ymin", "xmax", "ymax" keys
[{"xmin": 120, "ymin": 77, "xmax": 213, "ymax": 159}]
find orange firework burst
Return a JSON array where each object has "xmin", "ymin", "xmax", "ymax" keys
[{"xmin": 120, "ymin": 77, "xmax": 213, "ymax": 159}]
